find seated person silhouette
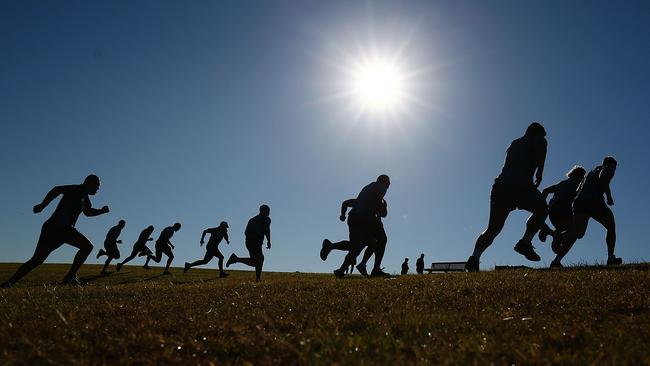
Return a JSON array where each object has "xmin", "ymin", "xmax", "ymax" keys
[
  {"xmin": 116, "ymin": 225, "xmax": 155, "ymax": 272},
  {"xmin": 227, "ymin": 205, "xmax": 271, "ymax": 281},
  {"xmin": 97, "ymin": 219, "xmax": 126, "ymax": 274},
  {"xmin": 144, "ymin": 223, "xmax": 181, "ymax": 275},
  {"xmin": 185, "ymin": 221, "xmax": 231, "ymax": 278},
  {"xmin": 1, "ymin": 174, "xmax": 109, "ymax": 287}
]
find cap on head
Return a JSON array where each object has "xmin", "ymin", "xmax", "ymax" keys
[
  {"xmin": 566, "ymin": 165, "xmax": 586, "ymax": 180},
  {"xmin": 220, "ymin": 221, "xmax": 229, "ymax": 228},
  {"xmin": 259, "ymin": 204, "xmax": 270, "ymax": 215},
  {"xmin": 525, "ymin": 122, "xmax": 546, "ymax": 138},
  {"xmin": 118, "ymin": 220, "xmax": 126, "ymax": 226},
  {"xmin": 603, "ymin": 156, "xmax": 617, "ymax": 167},
  {"xmin": 146, "ymin": 225, "xmax": 154, "ymax": 232},
  {"xmin": 173, "ymin": 222, "xmax": 182, "ymax": 230}
]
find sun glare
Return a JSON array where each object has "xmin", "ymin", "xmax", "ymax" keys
[{"xmin": 351, "ymin": 59, "xmax": 405, "ymax": 112}]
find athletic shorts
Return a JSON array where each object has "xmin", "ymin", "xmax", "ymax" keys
[
  {"xmin": 490, "ymin": 182, "xmax": 547, "ymax": 213},
  {"xmin": 347, "ymin": 214, "xmax": 380, "ymax": 256},
  {"xmin": 548, "ymin": 203, "xmax": 572, "ymax": 230},
  {"xmin": 104, "ymin": 241, "xmax": 120, "ymax": 259},
  {"xmin": 573, "ymin": 198, "xmax": 609, "ymax": 218},
  {"xmin": 36, "ymin": 221, "xmax": 87, "ymax": 254},
  {"xmin": 206, "ymin": 242, "xmax": 223, "ymax": 257},
  {"xmin": 245, "ymin": 239, "xmax": 264, "ymax": 259},
  {"xmin": 154, "ymin": 242, "xmax": 173, "ymax": 257}
]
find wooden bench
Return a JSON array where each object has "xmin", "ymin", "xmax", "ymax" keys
[{"xmin": 424, "ymin": 261, "xmax": 467, "ymax": 273}]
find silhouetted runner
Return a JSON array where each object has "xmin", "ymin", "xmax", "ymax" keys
[
  {"xmin": 184, "ymin": 221, "xmax": 230, "ymax": 277},
  {"xmin": 320, "ymin": 198, "xmax": 388, "ymax": 277},
  {"xmin": 1, "ymin": 175, "xmax": 109, "ymax": 287},
  {"xmin": 320, "ymin": 175, "xmax": 390, "ymax": 278},
  {"xmin": 401, "ymin": 258, "xmax": 409, "ymax": 275},
  {"xmin": 116, "ymin": 225, "xmax": 155, "ymax": 272},
  {"xmin": 144, "ymin": 223, "xmax": 181, "ymax": 274},
  {"xmin": 226, "ymin": 205, "xmax": 271, "ymax": 281},
  {"xmin": 356, "ymin": 199, "xmax": 389, "ymax": 277},
  {"xmin": 416, "ymin": 254, "xmax": 425, "ymax": 274},
  {"xmin": 466, "ymin": 123, "xmax": 548, "ymax": 272},
  {"xmin": 537, "ymin": 165, "xmax": 586, "ymax": 259},
  {"xmin": 552, "ymin": 157, "xmax": 621, "ymax": 267},
  {"xmin": 97, "ymin": 220, "xmax": 126, "ymax": 274}
]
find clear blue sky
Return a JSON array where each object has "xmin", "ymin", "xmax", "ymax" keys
[{"xmin": 1, "ymin": 0, "xmax": 648, "ymax": 273}]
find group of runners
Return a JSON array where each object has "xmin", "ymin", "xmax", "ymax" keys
[
  {"xmin": 0, "ymin": 121, "xmax": 622, "ymax": 286},
  {"xmin": 0, "ymin": 176, "xmax": 272, "ymax": 287},
  {"xmin": 465, "ymin": 122, "xmax": 620, "ymax": 271}
]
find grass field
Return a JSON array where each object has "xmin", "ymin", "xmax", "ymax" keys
[{"xmin": 1, "ymin": 263, "xmax": 649, "ymax": 365}]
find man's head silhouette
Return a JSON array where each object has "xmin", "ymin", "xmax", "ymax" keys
[
  {"xmin": 83, "ymin": 174, "xmax": 100, "ymax": 195},
  {"xmin": 377, "ymin": 174, "xmax": 391, "ymax": 189},
  {"xmin": 173, "ymin": 222, "xmax": 182, "ymax": 231},
  {"xmin": 525, "ymin": 122, "xmax": 546, "ymax": 138},
  {"xmin": 260, "ymin": 204, "xmax": 270, "ymax": 217}
]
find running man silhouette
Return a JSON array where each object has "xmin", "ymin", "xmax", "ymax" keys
[
  {"xmin": 144, "ymin": 223, "xmax": 181, "ymax": 274},
  {"xmin": 1, "ymin": 174, "xmax": 109, "ymax": 287},
  {"xmin": 184, "ymin": 221, "xmax": 230, "ymax": 278},
  {"xmin": 116, "ymin": 225, "xmax": 155, "ymax": 272},
  {"xmin": 401, "ymin": 258, "xmax": 409, "ymax": 275},
  {"xmin": 552, "ymin": 157, "xmax": 622, "ymax": 267},
  {"xmin": 226, "ymin": 205, "xmax": 271, "ymax": 281},
  {"xmin": 97, "ymin": 219, "xmax": 126, "ymax": 274},
  {"xmin": 466, "ymin": 122, "xmax": 548, "ymax": 272},
  {"xmin": 320, "ymin": 197, "xmax": 389, "ymax": 277},
  {"xmin": 356, "ymin": 199, "xmax": 389, "ymax": 277},
  {"xmin": 416, "ymin": 254, "xmax": 425, "ymax": 274},
  {"xmin": 537, "ymin": 165, "xmax": 586, "ymax": 258}
]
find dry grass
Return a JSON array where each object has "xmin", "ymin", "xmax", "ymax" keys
[{"xmin": 1, "ymin": 263, "xmax": 649, "ymax": 365}]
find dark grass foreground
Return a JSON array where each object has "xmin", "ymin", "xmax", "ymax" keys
[{"xmin": 1, "ymin": 263, "xmax": 649, "ymax": 365}]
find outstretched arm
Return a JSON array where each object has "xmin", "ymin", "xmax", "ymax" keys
[
  {"xmin": 84, "ymin": 205, "xmax": 109, "ymax": 217},
  {"xmin": 340, "ymin": 199, "xmax": 355, "ymax": 221},
  {"xmin": 265, "ymin": 222, "xmax": 271, "ymax": 249},
  {"xmin": 33, "ymin": 185, "xmax": 67, "ymax": 213},
  {"xmin": 600, "ymin": 167, "xmax": 615, "ymax": 205},
  {"xmin": 225, "ymin": 232, "xmax": 230, "ymax": 244},
  {"xmin": 169, "ymin": 240, "xmax": 175, "ymax": 249}
]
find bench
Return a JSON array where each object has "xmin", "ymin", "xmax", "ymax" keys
[{"xmin": 424, "ymin": 261, "xmax": 467, "ymax": 273}]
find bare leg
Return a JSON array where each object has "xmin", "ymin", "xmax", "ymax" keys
[
  {"xmin": 472, "ymin": 208, "xmax": 510, "ymax": 259},
  {"xmin": 63, "ymin": 235, "xmax": 94, "ymax": 282},
  {"xmin": 553, "ymin": 213, "xmax": 589, "ymax": 264},
  {"xmin": 4, "ymin": 247, "xmax": 51, "ymax": 285},
  {"xmin": 188, "ymin": 252, "xmax": 213, "ymax": 268},
  {"xmin": 102, "ymin": 257, "xmax": 112, "ymax": 273},
  {"xmin": 520, "ymin": 202, "xmax": 548, "ymax": 243},
  {"xmin": 255, "ymin": 255, "xmax": 265, "ymax": 280},
  {"xmin": 216, "ymin": 252, "xmax": 225, "ymax": 273},
  {"xmin": 119, "ymin": 249, "xmax": 139, "ymax": 266},
  {"xmin": 592, "ymin": 207, "xmax": 616, "ymax": 258}
]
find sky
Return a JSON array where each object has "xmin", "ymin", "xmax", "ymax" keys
[{"xmin": 1, "ymin": 0, "xmax": 649, "ymax": 274}]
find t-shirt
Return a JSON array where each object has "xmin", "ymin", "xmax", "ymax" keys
[
  {"xmin": 576, "ymin": 166, "xmax": 609, "ymax": 202},
  {"xmin": 206, "ymin": 226, "xmax": 227, "ymax": 245},
  {"xmin": 245, "ymin": 215, "xmax": 271, "ymax": 243},
  {"xmin": 47, "ymin": 185, "xmax": 91, "ymax": 227},
  {"xmin": 105, "ymin": 225, "xmax": 123, "ymax": 244},
  {"xmin": 136, "ymin": 229, "xmax": 152, "ymax": 246},
  {"xmin": 156, "ymin": 226, "xmax": 176, "ymax": 245},
  {"xmin": 349, "ymin": 182, "xmax": 387, "ymax": 218},
  {"xmin": 495, "ymin": 136, "xmax": 547, "ymax": 186},
  {"xmin": 549, "ymin": 178, "xmax": 581, "ymax": 208},
  {"xmin": 416, "ymin": 257, "xmax": 424, "ymax": 271}
]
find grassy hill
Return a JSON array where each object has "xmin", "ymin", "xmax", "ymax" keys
[{"xmin": 1, "ymin": 263, "xmax": 649, "ymax": 365}]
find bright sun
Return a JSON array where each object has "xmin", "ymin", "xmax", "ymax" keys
[{"xmin": 350, "ymin": 58, "xmax": 406, "ymax": 113}]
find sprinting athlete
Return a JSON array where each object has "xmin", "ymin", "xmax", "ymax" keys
[
  {"xmin": 356, "ymin": 199, "xmax": 389, "ymax": 277},
  {"xmin": 116, "ymin": 225, "xmax": 155, "ymax": 272},
  {"xmin": 1, "ymin": 174, "xmax": 109, "ymax": 287},
  {"xmin": 184, "ymin": 221, "xmax": 230, "ymax": 278},
  {"xmin": 144, "ymin": 223, "xmax": 181, "ymax": 274},
  {"xmin": 552, "ymin": 157, "xmax": 621, "ymax": 267},
  {"xmin": 97, "ymin": 220, "xmax": 126, "ymax": 274},
  {"xmin": 466, "ymin": 122, "xmax": 548, "ymax": 272},
  {"xmin": 227, "ymin": 205, "xmax": 271, "ymax": 281},
  {"xmin": 537, "ymin": 165, "xmax": 586, "ymax": 259}
]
